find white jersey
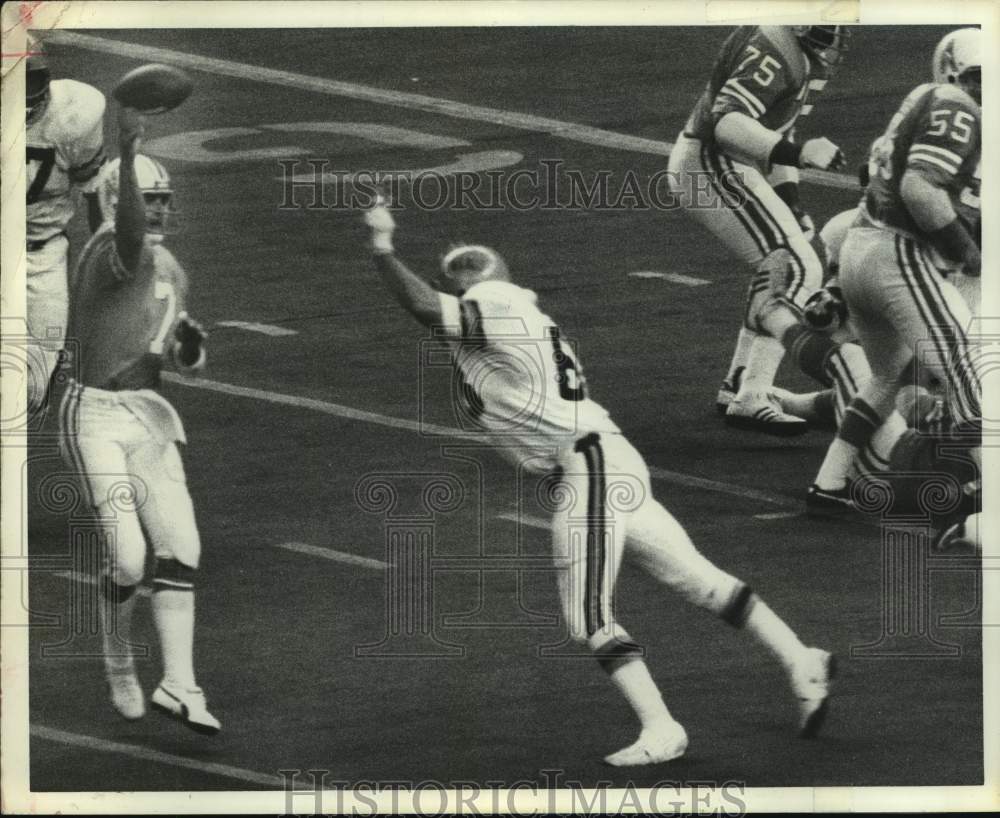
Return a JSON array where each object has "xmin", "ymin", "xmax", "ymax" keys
[
  {"xmin": 439, "ymin": 280, "xmax": 621, "ymax": 471},
  {"xmin": 27, "ymin": 79, "xmax": 106, "ymax": 244}
]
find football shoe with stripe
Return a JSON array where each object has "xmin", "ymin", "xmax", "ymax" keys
[
  {"xmin": 603, "ymin": 719, "xmax": 689, "ymax": 767},
  {"xmin": 151, "ymin": 682, "xmax": 221, "ymax": 735},
  {"xmin": 725, "ymin": 389, "xmax": 809, "ymax": 436}
]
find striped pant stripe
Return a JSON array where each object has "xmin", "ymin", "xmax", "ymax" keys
[
  {"xmin": 58, "ymin": 381, "xmax": 95, "ymax": 509},
  {"xmin": 908, "ymin": 243, "xmax": 982, "ymax": 402},
  {"xmin": 575, "ymin": 433, "xmax": 607, "ymax": 637},
  {"xmin": 716, "ymin": 152, "xmax": 810, "ymax": 306},
  {"xmin": 896, "ymin": 237, "xmax": 980, "ymax": 426},
  {"xmin": 697, "ymin": 143, "xmax": 768, "ymax": 257}
]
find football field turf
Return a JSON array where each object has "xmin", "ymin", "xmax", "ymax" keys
[{"xmin": 25, "ymin": 26, "xmax": 983, "ymax": 790}]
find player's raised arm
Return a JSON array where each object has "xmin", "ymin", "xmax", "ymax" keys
[
  {"xmin": 364, "ymin": 202, "xmax": 444, "ymax": 327},
  {"xmin": 114, "ymin": 105, "xmax": 147, "ymax": 273}
]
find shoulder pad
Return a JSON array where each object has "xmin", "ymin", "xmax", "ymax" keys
[
  {"xmin": 932, "ymin": 82, "xmax": 981, "ymax": 113},
  {"xmin": 47, "ymin": 79, "xmax": 107, "ymax": 140},
  {"xmin": 756, "ymin": 26, "xmax": 807, "ymax": 83},
  {"xmin": 463, "ymin": 280, "xmax": 531, "ymax": 308}
]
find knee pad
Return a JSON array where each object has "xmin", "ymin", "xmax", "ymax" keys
[
  {"xmin": 153, "ymin": 557, "xmax": 196, "ymax": 592},
  {"xmin": 590, "ymin": 631, "xmax": 644, "ymax": 674}
]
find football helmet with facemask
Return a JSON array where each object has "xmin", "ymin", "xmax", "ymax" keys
[
  {"xmin": 436, "ymin": 244, "xmax": 510, "ymax": 295},
  {"xmin": 26, "ymin": 33, "xmax": 51, "ymax": 125},
  {"xmin": 97, "ymin": 154, "xmax": 178, "ymax": 237},
  {"xmin": 791, "ymin": 25, "xmax": 851, "ymax": 69},
  {"xmin": 932, "ymin": 28, "xmax": 981, "ymax": 104}
]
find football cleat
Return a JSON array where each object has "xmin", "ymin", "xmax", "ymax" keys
[
  {"xmin": 151, "ymin": 682, "xmax": 221, "ymax": 735},
  {"xmin": 725, "ymin": 390, "xmax": 809, "ymax": 436},
  {"xmin": 715, "ymin": 366, "xmax": 744, "ymax": 415},
  {"xmin": 107, "ymin": 670, "xmax": 145, "ymax": 721},
  {"xmin": 806, "ymin": 483, "xmax": 855, "ymax": 516},
  {"xmin": 791, "ymin": 648, "xmax": 836, "ymax": 738},
  {"xmin": 603, "ymin": 720, "xmax": 689, "ymax": 767}
]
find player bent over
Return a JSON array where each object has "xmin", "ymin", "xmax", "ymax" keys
[
  {"xmin": 59, "ymin": 104, "xmax": 219, "ymax": 734},
  {"xmin": 811, "ymin": 29, "xmax": 982, "ymax": 514},
  {"xmin": 667, "ymin": 25, "xmax": 849, "ymax": 434},
  {"xmin": 363, "ymin": 201, "xmax": 834, "ymax": 765}
]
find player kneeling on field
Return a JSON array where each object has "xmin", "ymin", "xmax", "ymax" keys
[
  {"xmin": 363, "ymin": 200, "xmax": 834, "ymax": 765},
  {"xmin": 60, "ymin": 103, "xmax": 219, "ymax": 734}
]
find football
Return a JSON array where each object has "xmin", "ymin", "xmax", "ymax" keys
[{"xmin": 113, "ymin": 64, "xmax": 194, "ymax": 114}]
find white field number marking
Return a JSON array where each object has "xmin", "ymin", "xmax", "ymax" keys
[{"xmin": 47, "ymin": 32, "xmax": 859, "ymax": 191}]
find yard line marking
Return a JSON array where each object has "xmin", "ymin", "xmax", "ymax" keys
[
  {"xmin": 753, "ymin": 511, "xmax": 802, "ymax": 520},
  {"xmin": 162, "ymin": 373, "xmax": 798, "ymax": 510},
  {"xmin": 45, "ymin": 32, "xmax": 858, "ymax": 192},
  {"xmin": 628, "ymin": 271, "xmax": 712, "ymax": 286},
  {"xmin": 276, "ymin": 541, "xmax": 387, "ymax": 570},
  {"xmin": 162, "ymin": 371, "xmax": 479, "ymax": 440},
  {"xmin": 216, "ymin": 320, "xmax": 299, "ymax": 337},
  {"xmin": 30, "ymin": 724, "xmax": 290, "ymax": 788},
  {"xmin": 497, "ymin": 511, "xmax": 550, "ymax": 530},
  {"xmin": 53, "ymin": 571, "xmax": 152, "ymax": 597}
]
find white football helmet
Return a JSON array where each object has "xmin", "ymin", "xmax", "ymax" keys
[
  {"xmin": 932, "ymin": 28, "xmax": 981, "ymax": 103},
  {"xmin": 437, "ymin": 244, "xmax": 510, "ymax": 295},
  {"xmin": 97, "ymin": 154, "xmax": 177, "ymax": 236}
]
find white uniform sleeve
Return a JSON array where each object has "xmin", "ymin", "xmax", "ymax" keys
[{"xmin": 64, "ymin": 83, "xmax": 107, "ymax": 192}]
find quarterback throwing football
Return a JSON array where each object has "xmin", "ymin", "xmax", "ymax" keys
[
  {"xmin": 363, "ymin": 202, "xmax": 834, "ymax": 765},
  {"xmin": 59, "ymin": 102, "xmax": 219, "ymax": 734}
]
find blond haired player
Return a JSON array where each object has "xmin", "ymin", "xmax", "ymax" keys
[
  {"xmin": 59, "ymin": 103, "xmax": 219, "ymax": 734},
  {"xmin": 363, "ymin": 201, "xmax": 834, "ymax": 766},
  {"xmin": 812, "ymin": 28, "xmax": 982, "ymax": 510},
  {"xmin": 667, "ymin": 25, "xmax": 849, "ymax": 434},
  {"xmin": 26, "ymin": 34, "xmax": 106, "ymax": 411}
]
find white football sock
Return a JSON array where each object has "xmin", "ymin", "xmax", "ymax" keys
[
  {"xmin": 725, "ymin": 327, "xmax": 756, "ymax": 383},
  {"xmin": 101, "ymin": 585, "xmax": 138, "ymax": 676},
  {"xmin": 739, "ymin": 335, "xmax": 785, "ymax": 393},
  {"xmin": 606, "ymin": 659, "xmax": 674, "ymax": 730},
  {"xmin": 814, "ymin": 438, "xmax": 857, "ymax": 490},
  {"xmin": 742, "ymin": 597, "xmax": 807, "ymax": 673},
  {"xmin": 152, "ymin": 589, "xmax": 197, "ymax": 689}
]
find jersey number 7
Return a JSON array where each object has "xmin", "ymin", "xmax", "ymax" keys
[{"xmin": 27, "ymin": 146, "xmax": 56, "ymax": 205}]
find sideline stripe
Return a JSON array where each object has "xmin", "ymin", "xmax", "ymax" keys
[
  {"xmin": 162, "ymin": 373, "xmax": 798, "ymax": 510},
  {"xmin": 276, "ymin": 541, "xmax": 388, "ymax": 570},
  {"xmin": 30, "ymin": 724, "xmax": 291, "ymax": 788},
  {"xmin": 45, "ymin": 31, "xmax": 857, "ymax": 192}
]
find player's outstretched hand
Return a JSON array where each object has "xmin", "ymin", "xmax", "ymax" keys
[
  {"xmin": 364, "ymin": 195, "xmax": 396, "ymax": 254},
  {"xmin": 117, "ymin": 105, "xmax": 146, "ymax": 155},
  {"xmin": 801, "ymin": 137, "xmax": 845, "ymax": 172}
]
